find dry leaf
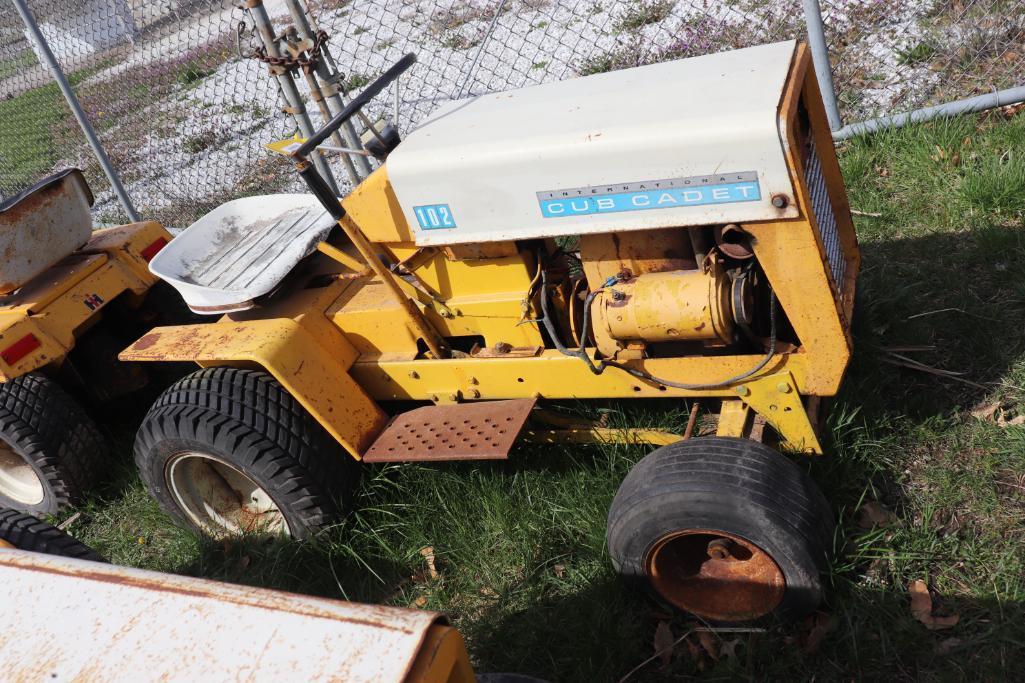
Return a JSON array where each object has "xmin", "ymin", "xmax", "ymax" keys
[
  {"xmin": 858, "ymin": 501, "xmax": 897, "ymax": 528},
  {"xmin": 411, "ymin": 595, "xmax": 428, "ymax": 608},
  {"xmin": 996, "ymin": 411, "xmax": 1025, "ymax": 428},
  {"xmin": 909, "ymin": 580, "xmax": 960, "ymax": 630},
  {"xmin": 654, "ymin": 621, "xmax": 675, "ymax": 667},
  {"xmin": 684, "ymin": 634, "xmax": 703, "ymax": 662},
  {"xmin": 553, "ymin": 564, "xmax": 566, "ymax": 578},
  {"xmin": 697, "ymin": 631, "xmax": 719, "ymax": 661},
  {"xmin": 419, "ymin": 546, "xmax": 439, "ymax": 580},
  {"xmin": 719, "ymin": 638, "xmax": 741, "ymax": 661},
  {"xmin": 803, "ymin": 612, "xmax": 835, "ymax": 653},
  {"xmin": 1001, "ymin": 102, "xmax": 1025, "ymax": 118},
  {"xmin": 970, "ymin": 401, "xmax": 999, "ymax": 421}
]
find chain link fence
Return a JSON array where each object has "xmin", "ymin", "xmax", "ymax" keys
[{"xmin": 1, "ymin": 0, "xmax": 1023, "ymax": 229}]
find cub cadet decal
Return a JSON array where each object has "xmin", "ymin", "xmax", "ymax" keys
[
  {"xmin": 413, "ymin": 204, "xmax": 456, "ymax": 230},
  {"xmin": 83, "ymin": 293, "xmax": 105, "ymax": 311},
  {"xmin": 537, "ymin": 171, "xmax": 761, "ymax": 218}
]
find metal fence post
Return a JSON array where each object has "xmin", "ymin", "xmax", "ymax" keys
[
  {"xmin": 248, "ymin": 0, "xmax": 340, "ymax": 196},
  {"xmin": 802, "ymin": 0, "xmax": 843, "ymax": 132},
  {"xmin": 12, "ymin": 0, "xmax": 140, "ymax": 222},
  {"xmin": 284, "ymin": 0, "xmax": 372, "ymax": 180}
]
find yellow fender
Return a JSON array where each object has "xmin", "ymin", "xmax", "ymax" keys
[{"xmin": 120, "ymin": 319, "xmax": 388, "ymax": 459}]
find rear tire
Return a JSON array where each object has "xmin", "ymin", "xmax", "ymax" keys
[
  {"xmin": 134, "ymin": 367, "xmax": 361, "ymax": 539},
  {"xmin": 606, "ymin": 437, "xmax": 833, "ymax": 622},
  {"xmin": 0, "ymin": 508, "xmax": 105, "ymax": 562},
  {"xmin": 0, "ymin": 373, "xmax": 106, "ymax": 515}
]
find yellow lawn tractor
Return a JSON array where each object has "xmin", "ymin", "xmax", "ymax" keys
[
  {"xmin": 120, "ymin": 40, "xmax": 859, "ymax": 623},
  {"xmin": 0, "ymin": 169, "xmax": 173, "ymax": 515}
]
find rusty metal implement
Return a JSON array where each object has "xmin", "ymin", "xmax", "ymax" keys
[
  {"xmin": 363, "ymin": 398, "xmax": 536, "ymax": 462},
  {"xmin": 0, "ymin": 548, "xmax": 473, "ymax": 682}
]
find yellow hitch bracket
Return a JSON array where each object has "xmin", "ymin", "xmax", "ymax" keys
[
  {"xmin": 120, "ymin": 319, "xmax": 389, "ymax": 458},
  {"xmin": 716, "ymin": 400, "xmax": 751, "ymax": 438},
  {"xmin": 733, "ymin": 371, "xmax": 822, "ymax": 454}
]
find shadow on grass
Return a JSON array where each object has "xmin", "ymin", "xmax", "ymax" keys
[
  {"xmin": 843, "ymin": 223, "xmax": 1025, "ymax": 419},
  {"xmin": 470, "ymin": 581, "xmax": 1025, "ymax": 681}
]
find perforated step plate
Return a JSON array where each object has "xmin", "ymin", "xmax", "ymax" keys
[{"xmin": 362, "ymin": 399, "xmax": 536, "ymax": 463}]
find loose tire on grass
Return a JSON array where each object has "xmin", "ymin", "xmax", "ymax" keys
[
  {"xmin": 0, "ymin": 508, "xmax": 105, "ymax": 562},
  {"xmin": 606, "ymin": 437, "xmax": 833, "ymax": 623},
  {"xmin": 0, "ymin": 373, "xmax": 106, "ymax": 515},
  {"xmin": 134, "ymin": 367, "xmax": 361, "ymax": 539}
]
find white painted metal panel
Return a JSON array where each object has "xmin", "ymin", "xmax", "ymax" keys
[
  {"xmin": 388, "ymin": 41, "xmax": 798, "ymax": 246},
  {"xmin": 0, "ymin": 549, "xmax": 442, "ymax": 682}
]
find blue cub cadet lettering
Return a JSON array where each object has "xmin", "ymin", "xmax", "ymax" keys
[
  {"xmin": 537, "ymin": 172, "xmax": 762, "ymax": 218},
  {"xmin": 413, "ymin": 204, "xmax": 456, "ymax": 230}
]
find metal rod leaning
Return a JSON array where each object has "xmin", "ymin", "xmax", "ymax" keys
[
  {"xmin": 12, "ymin": 0, "xmax": 140, "ymax": 222},
  {"xmin": 802, "ymin": 0, "xmax": 843, "ymax": 132},
  {"xmin": 283, "ymin": 0, "xmax": 372, "ymax": 180},
  {"xmin": 247, "ymin": 0, "xmax": 340, "ymax": 196}
]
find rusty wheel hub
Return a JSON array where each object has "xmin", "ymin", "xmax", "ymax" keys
[
  {"xmin": 0, "ymin": 440, "xmax": 43, "ymax": 506},
  {"xmin": 646, "ymin": 529, "xmax": 785, "ymax": 621},
  {"xmin": 165, "ymin": 452, "xmax": 289, "ymax": 538}
]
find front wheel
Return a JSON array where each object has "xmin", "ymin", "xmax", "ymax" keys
[
  {"xmin": 0, "ymin": 373, "xmax": 106, "ymax": 515},
  {"xmin": 134, "ymin": 367, "xmax": 361, "ymax": 539},
  {"xmin": 606, "ymin": 437, "xmax": 833, "ymax": 622}
]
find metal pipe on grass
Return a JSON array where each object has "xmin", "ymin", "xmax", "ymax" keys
[
  {"xmin": 833, "ymin": 86, "xmax": 1025, "ymax": 140},
  {"xmin": 13, "ymin": 0, "xmax": 140, "ymax": 222}
]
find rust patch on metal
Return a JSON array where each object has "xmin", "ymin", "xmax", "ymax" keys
[
  {"xmin": 363, "ymin": 398, "xmax": 536, "ymax": 462},
  {"xmin": 133, "ymin": 333, "xmax": 162, "ymax": 351},
  {"xmin": 471, "ymin": 344, "xmax": 542, "ymax": 358},
  {"xmin": 646, "ymin": 529, "xmax": 785, "ymax": 622}
]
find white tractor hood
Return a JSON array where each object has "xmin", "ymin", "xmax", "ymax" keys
[{"xmin": 388, "ymin": 40, "xmax": 799, "ymax": 246}]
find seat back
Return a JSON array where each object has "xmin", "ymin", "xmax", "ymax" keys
[{"xmin": 0, "ymin": 169, "xmax": 94, "ymax": 295}]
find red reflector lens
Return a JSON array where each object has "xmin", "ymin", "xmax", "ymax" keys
[
  {"xmin": 1, "ymin": 334, "xmax": 41, "ymax": 365},
  {"xmin": 140, "ymin": 237, "xmax": 168, "ymax": 262}
]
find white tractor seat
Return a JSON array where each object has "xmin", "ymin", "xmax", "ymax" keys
[{"xmin": 149, "ymin": 195, "xmax": 336, "ymax": 314}]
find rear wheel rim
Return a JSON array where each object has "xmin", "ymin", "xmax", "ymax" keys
[
  {"xmin": 0, "ymin": 440, "xmax": 44, "ymax": 505},
  {"xmin": 646, "ymin": 529, "xmax": 785, "ymax": 621},
  {"xmin": 165, "ymin": 452, "xmax": 290, "ymax": 538}
]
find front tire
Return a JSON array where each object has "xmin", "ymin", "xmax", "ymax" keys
[
  {"xmin": 606, "ymin": 437, "xmax": 833, "ymax": 622},
  {"xmin": 0, "ymin": 374, "xmax": 106, "ymax": 515},
  {"xmin": 134, "ymin": 367, "xmax": 361, "ymax": 539}
]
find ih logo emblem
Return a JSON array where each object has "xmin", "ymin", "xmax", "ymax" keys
[{"xmin": 83, "ymin": 293, "xmax": 105, "ymax": 311}]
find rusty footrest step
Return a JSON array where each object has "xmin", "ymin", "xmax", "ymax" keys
[{"xmin": 362, "ymin": 399, "xmax": 536, "ymax": 463}]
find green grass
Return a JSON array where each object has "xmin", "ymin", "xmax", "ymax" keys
[
  {"xmin": 0, "ymin": 50, "xmax": 39, "ymax": 81},
  {"xmin": 61, "ymin": 111, "xmax": 1025, "ymax": 680},
  {"xmin": 0, "ymin": 66, "xmax": 99, "ymax": 192},
  {"xmin": 613, "ymin": 0, "xmax": 674, "ymax": 32}
]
